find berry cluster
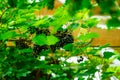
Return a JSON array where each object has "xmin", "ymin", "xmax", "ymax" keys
[
  {"xmin": 16, "ymin": 39, "xmax": 28, "ymax": 49},
  {"xmin": 31, "ymin": 28, "xmax": 74, "ymax": 56},
  {"xmin": 55, "ymin": 30, "xmax": 74, "ymax": 48}
]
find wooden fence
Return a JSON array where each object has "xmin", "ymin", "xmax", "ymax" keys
[{"xmin": 90, "ymin": 28, "xmax": 120, "ymax": 52}]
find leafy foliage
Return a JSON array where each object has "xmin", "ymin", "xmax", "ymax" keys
[{"xmin": 0, "ymin": 0, "xmax": 120, "ymax": 80}]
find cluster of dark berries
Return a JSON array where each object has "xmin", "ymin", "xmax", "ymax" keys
[
  {"xmin": 55, "ymin": 30, "xmax": 74, "ymax": 48},
  {"xmin": 16, "ymin": 39, "xmax": 28, "ymax": 49},
  {"xmin": 32, "ymin": 28, "xmax": 50, "ymax": 56},
  {"xmin": 30, "ymin": 27, "xmax": 74, "ymax": 56}
]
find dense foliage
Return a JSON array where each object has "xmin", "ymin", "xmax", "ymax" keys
[{"xmin": 0, "ymin": 0, "xmax": 120, "ymax": 80}]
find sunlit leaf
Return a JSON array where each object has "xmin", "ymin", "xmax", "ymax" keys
[
  {"xmin": 33, "ymin": 19, "xmax": 46, "ymax": 27},
  {"xmin": 78, "ymin": 32, "xmax": 99, "ymax": 41},
  {"xmin": 0, "ymin": 31, "xmax": 17, "ymax": 40},
  {"xmin": 47, "ymin": 35, "xmax": 59, "ymax": 45},
  {"xmin": 32, "ymin": 34, "xmax": 47, "ymax": 46},
  {"xmin": 82, "ymin": 18, "xmax": 98, "ymax": 28}
]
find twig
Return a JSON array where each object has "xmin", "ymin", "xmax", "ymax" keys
[{"xmin": 0, "ymin": 7, "xmax": 9, "ymax": 26}]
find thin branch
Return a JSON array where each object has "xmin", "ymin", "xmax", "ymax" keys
[{"xmin": 0, "ymin": 7, "xmax": 9, "ymax": 22}]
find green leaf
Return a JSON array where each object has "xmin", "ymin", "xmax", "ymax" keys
[
  {"xmin": 63, "ymin": 78, "xmax": 69, "ymax": 80},
  {"xmin": 33, "ymin": 19, "xmax": 46, "ymax": 27},
  {"xmin": 50, "ymin": 64, "xmax": 61, "ymax": 69},
  {"xmin": 63, "ymin": 43, "xmax": 73, "ymax": 51},
  {"xmin": 99, "ymin": 44, "xmax": 110, "ymax": 50},
  {"xmin": 18, "ymin": 48, "xmax": 33, "ymax": 53},
  {"xmin": 3, "ymin": 67, "xmax": 13, "ymax": 77},
  {"xmin": 107, "ymin": 18, "xmax": 120, "ymax": 28},
  {"xmin": 118, "ymin": 56, "xmax": 120, "ymax": 61},
  {"xmin": 98, "ymin": 0, "xmax": 115, "ymax": 13},
  {"xmin": 32, "ymin": 35, "xmax": 59, "ymax": 46},
  {"xmin": 17, "ymin": 70, "xmax": 31, "ymax": 78},
  {"xmin": 0, "ymin": 31, "xmax": 17, "ymax": 40},
  {"xmin": 17, "ymin": 0, "xmax": 28, "ymax": 9},
  {"xmin": 87, "ymin": 48, "xmax": 98, "ymax": 55},
  {"xmin": 69, "ymin": 23, "xmax": 79, "ymax": 30},
  {"xmin": 8, "ymin": 0, "xmax": 17, "ymax": 8},
  {"xmin": 78, "ymin": 77, "xmax": 84, "ymax": 80},
  {"xmin": 81, "ymin": 0, "xmax": 91, "ymax": 9},
  {"xmin": 66, "ymin": 0, "xmax": 91, "ymax": 16},
  {"xmin": 82, "ymin": 18, "xmax": 98, "ymax": 28},
  {"xmin": 103, "ymin": 52, "xmax": 115, "ymax": 59},
  {"xmin": 102, "ymin": 72, "xmax": 114, "ymax": 79},
  {"xmin": 47, "ymin": 35, "xmax": 59, "ymax": 45},
  {"xmin": 32, "ymin": 34, "xmax": 47, "ymax": 46},
  {"xmin": 84, "ymin": 68, "xmax": 98, "ymax": 75},
  {"xmin": 78, "ymin": 32, "xmax": 99, "ymax": 41},
  {"xmin": 46, "ymin": 0, "xmax": 55, "ymax": 9},
  {"xmin": 50, "ymin": 7, "xmax": 71, "ymax": 33}
]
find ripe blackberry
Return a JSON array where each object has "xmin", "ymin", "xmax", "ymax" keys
[
  {"xmin": 33, "ymin": 45, "xmax": 48, "ymax": 57},
  {"xmin": 28, "ymin": 26, "xmax": 36, "ymax": 34},
  {"xmin": 16, "ymin": 39, "xmax": 28, "ymax": 49},
  {"xmin": 55, "ymin": 30, "xmax": 74, "ymax": 48},
  {"xmin": 36, "ymin": 28, "xmax": 50, "ymax": 35}
]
